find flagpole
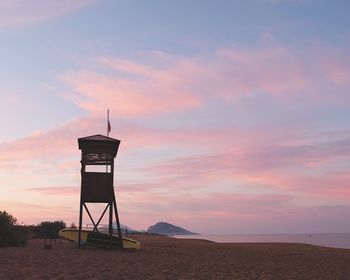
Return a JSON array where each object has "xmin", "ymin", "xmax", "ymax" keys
[
  {"xmin": 107, "ymin": 109, "xmax": 110, "ymax": 138},
  {"xmin": 106, "ymin": 109, "xmax": 110, "ymax": 174}
]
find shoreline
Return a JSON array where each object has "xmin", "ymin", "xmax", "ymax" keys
[{"xmin": 174, "ymin": 233, "xmax": 350, "ymax": 250}]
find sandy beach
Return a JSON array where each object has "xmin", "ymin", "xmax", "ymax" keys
[{"xmin": 0, "ymin": 235, "xmax": 350, "ymax": 279}]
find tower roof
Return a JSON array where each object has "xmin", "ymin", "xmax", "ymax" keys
[
  {"xmin": 78, "ymin": 134, "xmax": 121, "ymax": 163},
  {"xmin": 78, "ymin": 134, "xmax": 120, "ymax": 142}
]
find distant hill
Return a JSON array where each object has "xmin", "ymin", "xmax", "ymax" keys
[
  {"xmin": 147, "ymin": 222, "xmax": 198, "ymax": 235},
  {"xmin": 112, "ymin": 223, "xmax": 139, "ymax": 234}
]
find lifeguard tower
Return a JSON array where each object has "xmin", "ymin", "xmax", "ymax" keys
[{"xmin": 77, "ymin": 134, "xmax": 122, "ymax": 248}]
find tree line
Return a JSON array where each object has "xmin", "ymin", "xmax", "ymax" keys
[{"xmin": 0, "ymin": 210, "xmax": 66, "ymax": 247}]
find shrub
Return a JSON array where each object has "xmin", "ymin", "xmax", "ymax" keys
[
  {"xmin": 33, "ymin": 221, "xmax": 66, "ymax": 238},
  {"xmin": 0, "ymin": 210, "xmax": 29, "ymax": 247},
  {"xmin": 70, "ymin": 222, "xmax": 77, "ymax": 229}
]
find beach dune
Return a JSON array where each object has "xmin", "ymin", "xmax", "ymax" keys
[{"xmin": 1, "ymin": 235, "xmax": 350, "ymax": 279}]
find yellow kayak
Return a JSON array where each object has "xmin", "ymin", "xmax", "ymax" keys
[{"xmin": 58, "ymin": 228, "xmax": 141, "ymax": 250}]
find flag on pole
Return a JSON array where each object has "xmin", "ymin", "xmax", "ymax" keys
[
  {"xmin": 107, "ymin": 109, "xmax": 111, "ymax": 137},
  {"xmin": 108, "ymin": 119, "xmax": 111, "ymax": 133}
]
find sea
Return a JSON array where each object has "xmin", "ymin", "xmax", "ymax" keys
[{"xmin": 175, "ymin": 233, "xmax": 350, "ymax": 249}]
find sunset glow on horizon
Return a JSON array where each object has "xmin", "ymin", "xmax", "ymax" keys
[{"xmin": 1, "ymin": 0, "xmax": 350, "ymax": 234}]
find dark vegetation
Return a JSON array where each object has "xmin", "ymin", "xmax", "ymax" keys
[
  {"xmin": 0, "ymin": 210, "xmax": 66, "ymax": 247},
  {"xmin": 32, "ymin": 221, "xmax": 66, "ymax": 239},
  {"xmin": 0, "ymin": 210, "xmax": 30, "ymax": 247}
]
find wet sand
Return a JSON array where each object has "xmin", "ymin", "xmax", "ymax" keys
[{"xmin": 1, "ymin": 235, "xmax": 350, "ymax": 279}]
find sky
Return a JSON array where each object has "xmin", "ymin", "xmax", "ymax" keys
[{"xmin": 0, "ymin": 0, "xmax": 350, "ymax": 234}]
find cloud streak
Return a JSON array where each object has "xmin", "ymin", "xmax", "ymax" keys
[
  {"xmin": 0, "ymin": 0, "xmax": 97, "ymax": 28},
  {"xmin": 144, "ymin": 136, "xmax": 350, "ymax": 180},
  {"xmin": 59, "ymin": 46, "xmax": 350, "ymax": 120},
  {"xmin": 24, "ymin": 186, "xmax": 79, "ymax": 196}
]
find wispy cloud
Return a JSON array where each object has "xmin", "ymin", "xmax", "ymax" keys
[
  {"xmin": 0, "ymin": 0, "xmax": 97, "ymax": 28},
  {"xmin": 144, "ymin": 136, "xmax": 350, "ymax": 180},
  {"xmin": 24, "ymin": 186, "xmax": 79, "ymax": 196},
  {"xmin": 60, "ymin": 46, "xmax": 350, "ymax": 119}
]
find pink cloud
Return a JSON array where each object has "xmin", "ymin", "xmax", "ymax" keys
[
  {"xmin": 60, "ymin": 48, "xmax": 308, "ymax": 118},
  {"xmin": 24, "ymin": 186, "xmax": 79, "ymax": 196},
  {"xmin": 60, "ymin": 68, "xmax": 202, "ymax": 117},
  {"xmin": 0, "ymin": 117, "xmax": 203, "ymax": 163},
  {"xmin": 59, "ymin": 47, "xmax": 350, "ymax": 120},
  {"xmin": 117, "ymin": 190, "xmax": 350, "ymax": 233},
  {"xmin": 0, "ymin": 117, "xmax": 100, "ymax": 161},
  {"xmin": 272, "ymin": 172, "xmax": 350, "ymax": 199},
  {"xmin": 0, "ymin": 200, "xmax": 77, "ymax": 225},
  {"xmin": 215, "ymin": 47, "xmax": 307, "ymax": 96},
  {"xmin": 0, "ymin": 0, "xmax": 97, "ymax": 28},
  {"xmin": 1, "ymin": 105, "xmax": 305, "ymax": 167},
  {"xmin": 326, "ymin": 65, "xmax": 350, "ymax": 86},
  {"xmin": 311, "ymin": 48, "xmax": 350, "ymax": 87},
  {"xmin": 144, "ymin": 136, "xmax": 350, "ymax": 180},
  {"xmin": 4, "ymin": 183, "xmax": 350, "ymax": 233},
  {"xmin": 114, "ymin": 191, "xmax": 295, "ymax": 231}
]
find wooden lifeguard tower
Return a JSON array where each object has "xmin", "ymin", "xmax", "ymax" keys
[{"xmin": 77, "ymin": 134, "xmax": 122, "ymax": 248}]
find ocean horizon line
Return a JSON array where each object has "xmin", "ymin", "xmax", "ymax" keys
[{"xmin": 175, "ymin": 233, "xmax": 350, "ymax": 250}]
